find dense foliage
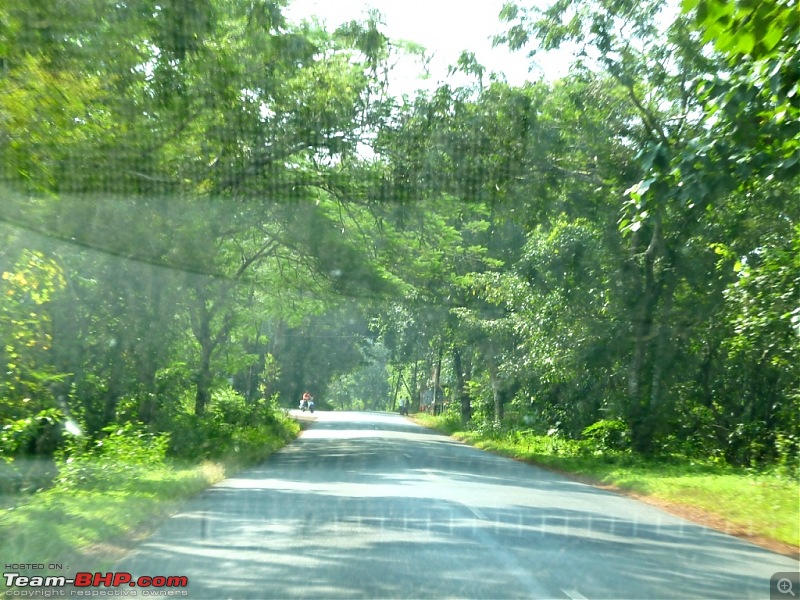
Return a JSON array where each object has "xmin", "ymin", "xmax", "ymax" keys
[{"xmin": 1, "ymin": 0, "xmax": 797, "ymax": 489}]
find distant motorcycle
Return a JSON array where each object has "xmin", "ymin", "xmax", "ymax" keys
[{"xmin": 299, "ymin": 396, "xmax": 315, "ymax": 413}]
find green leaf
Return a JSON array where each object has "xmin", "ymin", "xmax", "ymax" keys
[
  {"xmin": 681, "ymin": 0, "xmax": 701, "ymax": 14},
  {"xmin": 762, "ymin": 23, "xmax": 785, "ymax": 53},
  {"xmin": 734, "ymin": 32, "xmax": 756, "ymax": 56}
]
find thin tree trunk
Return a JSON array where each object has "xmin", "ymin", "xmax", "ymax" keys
[
  {"xmin": 391, "ymin": 369, "xmax": 402, "ymax": 411},
  {"xmin": 191, "ymin": 284, "xmax": 216, "ymax": 417},
  {"xmin": 453, "ymin": 347, "xmax": 471, "ymax": 422},
  {"xmin": 102, "ymin": 350, "xmax": 125, "ymax": 428},
  {"xmin": 195, "ymin": 340, "xmax": 213, "ymax": 416},
  {"xmin": 411, "ymin": 360, "xmax": 419, "ymax": 409},
  {"xmin": 489, "ymin": 360, "xmax": 501, "ymax": 423},
  {"xmin": 433, "ymin": 344, "xmax": 443, "ymax": 415}
]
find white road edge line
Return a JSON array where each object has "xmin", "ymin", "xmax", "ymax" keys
[
  {"xmin": 423, "ymin": 468, "xmax": 489, "ymax": 520},
  {"xmin": 561, "ymin": 589, "xmax": 588, "ymax": 600},
  {"xmin": 465, "ymin": 505, "xmax": 488, "ymax": 520}
]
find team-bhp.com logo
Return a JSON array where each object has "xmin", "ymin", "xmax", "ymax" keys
[{"xmin": 4, "ymin": 572, "xmax": 188, "ymax": 595}]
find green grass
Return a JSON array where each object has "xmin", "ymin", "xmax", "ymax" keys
[
  {"xmin": 0, "ymin": 460, "xmax": 224, "ymax": 586},
  {"xmin": 413, "ymin": 414, "xmax": 800, "ymax": 549},
  {"xmin": 1, "ymin": 418, "xmax": 301, "ymax": 589}
]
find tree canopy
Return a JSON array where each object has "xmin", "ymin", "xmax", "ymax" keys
[{"xmin": 1, "ymin": 0, "xmax": 797, "ymax": 473}]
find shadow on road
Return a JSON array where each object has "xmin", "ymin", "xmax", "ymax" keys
[{"xmin": 118, "ymin": 412, "xmax": 795, "ymax": 599}]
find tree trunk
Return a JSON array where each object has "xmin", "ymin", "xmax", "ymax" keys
[
  {"xmin": 191, "ymin": 284, "xmax": 215, "ymax": 417},
  {"xmin": 391, "ymin": 369, "xmax": 402, "ymax": 411},
  {"xmin": 453, "ymin": 347, "xmax": 471, "ymax": 422},
  {"xmin": 138, "ymin": 369, "xmax": 158, "ymax": 424},
  {"xmin": 195, "ymin": 341, "xmax": 213, "ymax": 416},
  {"xmin": 190, "ymin": 281, "xmax": 237, "ymax": 417},
  {"xmin": 102, "ymin": 349, "xmax": 125, "ymax": 428},
  {"xmin": 433, "ymin": 344, "xmax": 443, "ymax": 415},
  {"xmin": 489, "ymin": 361, "xmax": 501, "ymax": 423},
  {"xmin": 645, "ymin": 289, "xmax": 676, "ymax": 443},
  {"xmin": 411, "ymin": 360, "xmax": 419, "ymax": 409},
  {"xmin": 627, "ymin": 225, "xmax": 660, "ymax": 453}
]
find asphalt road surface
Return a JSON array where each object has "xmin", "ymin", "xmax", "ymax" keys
[{"xmin": 118, "ymin": 411, "xmax": 798, "ymax": 599}]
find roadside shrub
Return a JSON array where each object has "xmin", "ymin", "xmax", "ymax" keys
[
  {"xmin": 1, "ymin": 409, "xmax": 65, "ymax": 494},
  {"xmin": 227, "ymin": 424, "xmax": 294, "ymax": 464},
  {"xmin": 164, "ymin": 388, "xmax": 297, "ymax": 462},
  {"xmin": 772, "ymin": 432, "xmax": 800, "ymax": 480},
  {"xmin": 436, "ymin": 402, "xmax": 464, "ymax": 434},
  {"xmin": 55, "ymin": 422, "xmax": 168, "ymax": 490},
  {"xmin": 504, "ymin": 428, "xmax": 584, "ymax": 457},
  {"xmin": 209, "ymin": 387, "xmax": 254, "ymax": 426},
  {"xmin": 581, "ymin": 419, "xmax": 630, "ymax": 452},
  {"xmin": 0, "ymin": 409, "xmax": 64, "ymax": 460},
  {"xmin": 665, "ymin": 398, "xmax": 727, "ymax": 461},
  {"xmin": 470, "ymin": 417, "xmax": 503, "ymax": 439}
]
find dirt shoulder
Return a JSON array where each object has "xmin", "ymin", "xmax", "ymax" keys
[{"xmin": 539, "ymin": 463, "xmax": 799, "ymax": 561}]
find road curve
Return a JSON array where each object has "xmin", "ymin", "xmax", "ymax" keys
[{"xmin": 118, "ymin": 411, "xmax": 798, "ymax": 599}]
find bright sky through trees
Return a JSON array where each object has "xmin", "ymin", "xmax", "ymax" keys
[{"xmin": 285, "ymin": 0, "xmax": 574, "ymax": 93}]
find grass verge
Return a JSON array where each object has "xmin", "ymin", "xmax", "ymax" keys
[
  {"xmin": 1, "ymin": 419, "xmax": 300, "ymax": 588},
  {"xmin": 1, "ymin": 460, "xmax": 223, "ymax": 574},
  {"xmin": 411, "ymin": 413, "xmax": 800, "ymax": 556}
]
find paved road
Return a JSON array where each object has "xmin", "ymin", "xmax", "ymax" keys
[{"xmin": 119, "ymin": 411, "xmax": 798, "ymax": 599}]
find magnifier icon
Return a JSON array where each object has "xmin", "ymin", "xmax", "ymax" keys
[{"xmin": 778, "ymin": 578, "xmax": 796, "ymax": 596}]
